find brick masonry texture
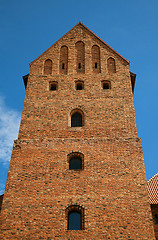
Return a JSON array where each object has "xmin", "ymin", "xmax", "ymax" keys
[{"xmin": 0, "ymin": 22, "xmax": 156, "ymax": 239}]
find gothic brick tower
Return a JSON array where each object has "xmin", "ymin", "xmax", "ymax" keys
[{"xmin": 0, "ymin": 22, "xmax": 155, "ymax": 239}]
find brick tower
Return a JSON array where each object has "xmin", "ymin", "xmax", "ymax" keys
[{"xmin": 0, "ymin": 22, "xmax": 155, "ymax": 239}]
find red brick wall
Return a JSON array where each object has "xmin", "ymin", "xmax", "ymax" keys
[{"xmin": 0, "ymin": 23, "xmax": 155, "ymax": 239}]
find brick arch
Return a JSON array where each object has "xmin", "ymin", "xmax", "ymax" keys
[
  {"xmin": 65, "ymin": 204, "xmax": 85, "ymax": 230},
  {"xmin": 92, "ymin": 45, "xmax": 101, "ymax": 73},
  {"xmin": 107, "ymin": 57, "xmax": 116, "ymax": 73},
  {"xmin": 60, "ymin": 45, "xmax": 68, "ymax": 74},
  {"xmin": 101, "ymin": 80, "xmax": 111, "ymax": 89},
  {"xmin": 75, "ymin": 41, "xmax": 85, "ymax": 73},
  {"xmin": 44, "ymin": 59, "xmax": 52, "ymax": 75},
  {"xmin": 67, "ymin": 151, "xmax": 84, "ymax": 170},
  {"xmin": 70, "ymin": 108, "xmax": 84, "ymax": 127}
]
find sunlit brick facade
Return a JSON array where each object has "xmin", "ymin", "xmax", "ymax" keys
[{"xmin": 0, "ymin": 22, "xmax": 156, "ymax": 239}]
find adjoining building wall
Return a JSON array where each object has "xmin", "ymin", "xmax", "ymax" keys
[
  {"xmin": 151, "ymin": 205, "xmax": 158, "ymax": 240},
  {"xmin": 147, "ymin": 173, "xmax": 158, "ymax": 240}
]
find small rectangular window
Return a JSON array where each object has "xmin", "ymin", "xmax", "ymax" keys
[
  {"xmin": 76, "ymin": 81, "xmax": 84, "ymax": 90},
  {"xmin": 102, "ymin": 81, "xmax": 111, "ymax": 90},
  {"xmin": 49, "ymin": 82, "xmax": 58, "ymax": 91}
]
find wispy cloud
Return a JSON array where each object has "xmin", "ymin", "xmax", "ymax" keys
[
  {"xmin": 0, "ymin": 183, "xmax": 5, "ymax": 195},
  {"xmin": 0, "ymin": 97, "xmax": 21, "ymax": 165}
]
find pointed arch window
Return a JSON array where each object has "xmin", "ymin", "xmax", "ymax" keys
[
  {"xmin": 107, "ymin": 57, "xmax": 116, "ymax": 73},
  {"xmin": 75, "ymin": 41, "xmax": 85, "ymax": 73},
  {"xmin": 60, "ymin": 45, "xmax": 68, "ymax": 74},
  {"xmin": 92, "ymin": 45, "xmax": 101, "ymax": 73},
  {"xmin": 44, "ymin": 59, "xmax": 52, "ymax": 75}
]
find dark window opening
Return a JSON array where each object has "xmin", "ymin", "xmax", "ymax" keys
[
  {"xmin": 102, "ymin": 81, "xmax": 111, "ymax": 90},
  {"xmin": 69, "ymin": 157, "xmax": 82, "ymax": 170},
  {"xmin": 71, "ymin": 112, "xmax": 82, "ymax": 127},
  {"xmin": 66, "ymin": 205, "xmax": 84, "ymax": 231},
  {"xmin": 155, "ymin": 214, "xmax": 158, "ymax": 224},
  {"xmin": 62, "ymin": 63, "xmax": 65, "ymax": 69},
  {"xmin": 76, "ymin": 82, "xmax": 84, "ymax": 90},
  {"xmin": 50, "ymin": 82, "xmax": 57, "ymax": 91},
  {"xmin": 68, "ymin": 211, "xmax": 82, "ymax": 230},
  {"xmin": 95, "ymin": 62, "xmax": 97, "ymax": 68},
  {"xmin": 78, "ymin": 63, "xmax": 81, "ymax": 69}
]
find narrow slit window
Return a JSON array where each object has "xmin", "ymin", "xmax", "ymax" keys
[
  {"xmin": 95, "ymin": 62, "xmax": 97, "ymax": 68},
  {"xmin": 78, "ymin": 63, "xmax": 81, "ymax": 69},
  {"xmin": 62, "ymin": 63, "xmax": 65, "ymax": 69}
]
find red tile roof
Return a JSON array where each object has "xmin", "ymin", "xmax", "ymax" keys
[{"xmin": 147, "ymin": 173, "xmax": 158, "ymax": 204}]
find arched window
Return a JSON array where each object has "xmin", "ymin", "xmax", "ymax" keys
[
  {"xmin": 75, "ymin": 81, "xmax": 84, "ymax": 90},
  {"xmin": 49, "ymin": 81, "xmax": 58, "ymax": 91},
  {"xmin": 75, "ymin": 41, "xmax": 85, "ymax": 73},
  {"xmin": 66, "ymin": 205, "xmax": 84, "ymax": 230},
  {"xmin": 92, "ymin": 45, "xmax": 101, "ymax": 73},
  {"xmin": 44, "ymin": 59, "xmax": 52, "ymax": 75},
  {"xmin": 60, "ymin": 45, "xmax": 68, "ymax": 74},
  {"xmin": 71, "ymin": 109, "xmax": 84, "ymax": 127},
  {"xmin": 107, "ymin": 57, "xmax": 116, "ymax": 73},
  {"xmin": 68, "ymin": 152, "xmax": 84, "ymax": 170},
  {"xmin": 102, "ymin": 80, "xmax": 111, "ymax": 90}
]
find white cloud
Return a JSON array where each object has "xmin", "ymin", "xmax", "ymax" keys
[
  {"xmin": 0, "ymin": 97, "xmax": 21, "ymax": 165},
  {"xmin": 0, "ymin": 183, "xmax": 5, "ymax": 195}
]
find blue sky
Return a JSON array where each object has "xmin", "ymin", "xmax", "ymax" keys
[{"xmin": 0, "ymin": 0, "xmax": 158, "ymax": 194}]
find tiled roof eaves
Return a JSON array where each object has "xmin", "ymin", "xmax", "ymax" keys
[{"xmin": 147, "ymin": 172, "xmax": 158, "ymax": 183}]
